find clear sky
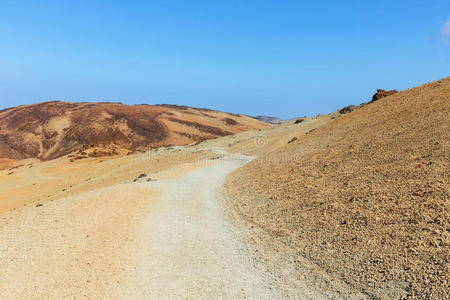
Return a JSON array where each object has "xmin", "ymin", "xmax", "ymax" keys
[{"xmin": 1, "ymin": 1, "xmax": 449, "ymax": 118}]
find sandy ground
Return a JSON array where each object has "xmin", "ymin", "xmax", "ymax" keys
[
  {"xmin": 0, "ymin": 113, "xmax": 346, "ymax": 299},
  {"xmin": 119, "ymin": 156, "xmax": 283, "ymax": 299},
  {"xmin": 0, "ymin": 147, "xmax": 214, "ymax": 213},
  {"xmin": 0, "ymin": 152, "xmax": 328, "ymax": 299}
]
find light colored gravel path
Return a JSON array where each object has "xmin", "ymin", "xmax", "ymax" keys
[
  {"xmin": 0, "ymin": 154, "xmax": 316, "ymax": 299},
  {"xmin": 120, "ymin": 156, "xmax": 284, "ymax": 299}
]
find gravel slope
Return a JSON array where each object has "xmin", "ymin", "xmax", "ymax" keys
[{"xmin": 224, "ymin": 77, "xmax": 450, "ymax": 299}]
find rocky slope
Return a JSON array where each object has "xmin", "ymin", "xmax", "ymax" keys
[
  {"xmin": 224, "ymin": 77, "xmax": 449, "ymax": 299},
  {"xmin": 0, "ymin": 101, "xmax": 267, "ymax": 161}
]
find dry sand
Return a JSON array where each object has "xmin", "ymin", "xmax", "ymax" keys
[
  {"xmin": 0, "ymin": 152, "xmax": 326, "ymax": 299},
  {"xmin": 0, "ymin": 113, "xmax": 353, "ymax": 299}
]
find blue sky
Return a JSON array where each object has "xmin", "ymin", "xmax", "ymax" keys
[{"xmin": 0, "ymin": 1, "xmax": 449, "ymax": 118}]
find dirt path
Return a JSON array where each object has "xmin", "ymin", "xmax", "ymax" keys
[
  {"xmin": 121, "ymin": 156, "xmax": 286, "ymax": 299},
  {"xmin": 0, "ymin": 153, "xmax": 320, "ymax": 299}
]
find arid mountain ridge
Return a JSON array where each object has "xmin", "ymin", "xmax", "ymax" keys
[
  {"xmin": 0, "ymin": 101, "xmax": 267, "ymax": 161},
  {"xmin": 0, "ymin": 86, "xmax": 404, "ymax": 162}
]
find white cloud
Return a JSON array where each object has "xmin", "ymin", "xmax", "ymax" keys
[{"xmin": 440, "ymin": 20, "xmax": 450, "ymax": 42}]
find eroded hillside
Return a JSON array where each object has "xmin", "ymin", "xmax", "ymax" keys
[{"xmin": 0, "ymin": 101, "xmax": 267, "ymax": 161}]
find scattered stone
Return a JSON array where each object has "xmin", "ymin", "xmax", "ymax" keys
[
  {"xmin": 35, "ymin": 203, "xmax": 43, "ymax": 207},
  {"xmin": 294, "ymin": 119, "xmax": 304, "ymax": 124},
  {"xmin": 288, "ymin": 137, "xmax": 298, "ymax": 144},
  {"xmin": 306, "ymin": 128, "xmax": 316, "ymax": 135},
  {"xmin": 339, "ymin": 105, "xmax": 355, "ymax": 114},
  {"xmin": 8, "ymin": 164, "xmax": 24, "ymax": 171},
  {"xmin": 341, "ymin": 219, "xmax": 351, "ymax": 225}
]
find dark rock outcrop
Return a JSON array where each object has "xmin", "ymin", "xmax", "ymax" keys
[
  {"xmin": 339, "ymin": 105, "xmax": 356, "ymax": 114},
  {"xmin": 371, "ymin": 89, "xmax": 398, "ymax": 102}
]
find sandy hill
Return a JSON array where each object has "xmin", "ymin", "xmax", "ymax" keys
[
  {"xmin": 0, "ymin": 101, "xmax": 267, "ymax": 161},
  {"xmin": 222, "ymin": 78, "xmax": 450, "ymax": 299},
  {"xmin": 223, "ymin": 77, "xmax": 449, "ymax": 298}
]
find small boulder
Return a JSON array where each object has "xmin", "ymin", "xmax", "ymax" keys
[
  {"xmin": 339, "ymin": 105, "xmax": 355, "ymax": 114},
  {"xmin": 288, "ymin": 137, "xmax": 298, "ymax": 144},
  {"xmin": 371, "ymin": 89, "xmax": 398, "ymax": 102}
]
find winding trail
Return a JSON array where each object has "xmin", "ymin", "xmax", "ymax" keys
[
  {"xmin": 122, "ymin": 156, "xmax": 280, "ymax": 299},
  {"xmin": 0, "ymin": 154, "xmax": 292, "ymax": 299}
]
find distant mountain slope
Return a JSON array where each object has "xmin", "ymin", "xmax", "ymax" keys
[
  {"xmin": 253, "ymin": 115, "xmax": 287, "ymax": 124},
  {"xmin": 0, "ymin": 101, "xmax": 267, "ymax": 160}
]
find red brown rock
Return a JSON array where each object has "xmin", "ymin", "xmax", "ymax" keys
[{"xmin": 371, "ymin": 89, "xmax": 399, "ymax": 102}]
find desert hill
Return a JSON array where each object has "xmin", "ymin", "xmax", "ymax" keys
[
  {"xmin": 223, "ymin": 77, "xmax": 449, "ymax": 298},
  {"xmin": 0, "ymin": 101, "xmax": 267, "ymax": 161}
]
